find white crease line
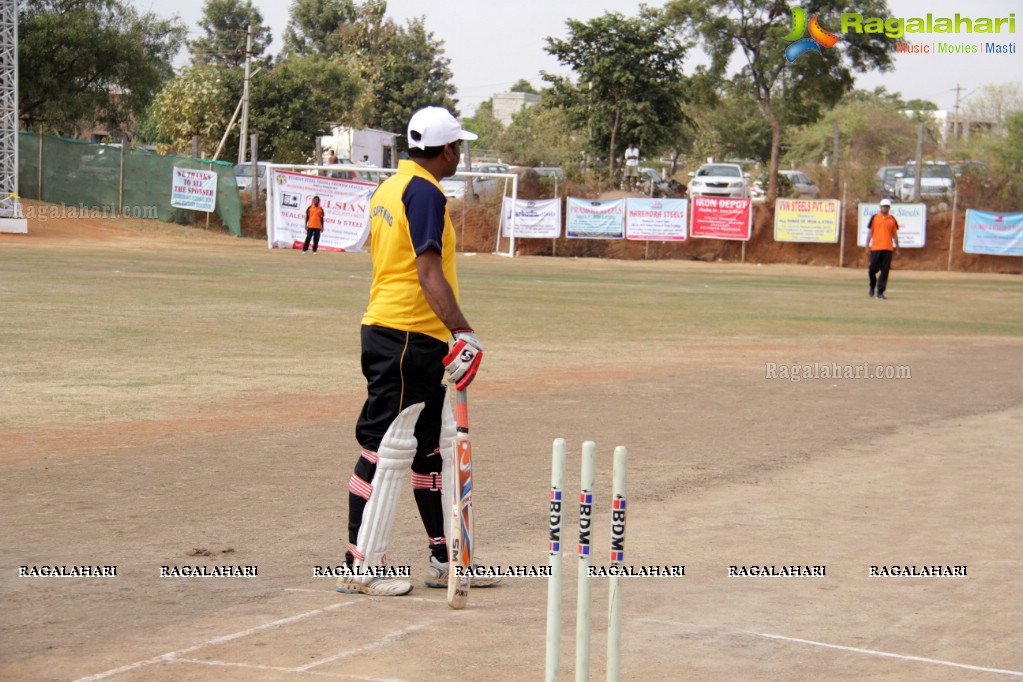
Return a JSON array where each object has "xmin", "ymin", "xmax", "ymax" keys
[
  {"xmin": 639, "ymin": 619, "xmax": 1023, "ymax": 678},
  {"xmin": 297, "ymin": 620, "xmax": 436, "ymax": 672},
  {"xmin": 173, "ymin": 657, "xmax": 404, "ymax": 681},
  {"xmin": 171, "ymin": 658, "xmax": 303, "ymax": 673},
  {"xmin": 73, "ymin": 601, "xmax": 356, "ymax": 681},
  {"xmin": 753, "ymin": 632, "xmax": 1023, "ymax": 678}
]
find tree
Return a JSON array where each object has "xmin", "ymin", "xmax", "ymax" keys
[
  {"xmin": 248, "ymin": 56, "xmax": 362, "ymax": 162},
  {"xmin": 510, "ymin": 79, "xmax": 538, "ymax": 95},
  {"xmin": 498, "ymin": 104, "xmax": 584, "ymax": 167},
  {"xmin": 667, "ymin": 0, "xmax": 895, "ymax": 202},
  {"xmin": 966, "ymin": 83, "xmax": 1023, "ymax": 134},
  {"xmin": 542, "ymin": 7, "xmax": 691, "ymax": 177},
  {"xmin": 463, "ymin": 100, "xmax": 505, "ymax": 153},
  {"xmin": 334, "ymin": 4, "xmax": 459, "ymax": 138},
  {"xmin": 190, "ymin": 0, "xmax": 272, "ymax": 68},
  {"xmin": 994, "ymin": 112, "xmax": 1023, "ymax": 175},
  {"xmin": 18, "ymin": 0, "xmax": 186, "ymax": 135},
  {"xmin": 147, "ymin": 65, "xmax": 240, "ymax": 156},
  {"xmin": 281, "ymin": 0, "xmax": 356, "ymax": 56},
  {"xmin": 786, "ymin": 89, "xmax": 918, "ymax": 196}
]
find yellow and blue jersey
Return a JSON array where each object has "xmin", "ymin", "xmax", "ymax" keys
[{"xmin": 362, "ymin": 160, "xmax": 459, "ymax": 342}]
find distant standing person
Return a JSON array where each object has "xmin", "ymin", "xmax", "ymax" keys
[
  {"xmin": 303, "ymin": 196, "xmax": 325, "ymax": 254},
  {"xmin": 624, "ymin": 142, "xmax": 640, "ymax": 191},
  {"xmin": 361, "ymin": 155, "xmax": 372, "ymax": 167},
  {"xmin": 866, "ymin": 198, "xmax": 899, "ymax": 299}
]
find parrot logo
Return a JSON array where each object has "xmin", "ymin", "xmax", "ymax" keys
[{"xmin": 784, "ymin": 7, "xmax": 840, "ymax": 62}]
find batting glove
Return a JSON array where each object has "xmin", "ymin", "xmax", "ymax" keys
[{"xmin": 443, "ymin": 329, "xmax": 484, "ymax": 391}]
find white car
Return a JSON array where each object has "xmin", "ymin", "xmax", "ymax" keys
[
  {"xmin": 687, "ymin": 163, "xmax": 750, "ymax": 198},
  {"xmin": 897, "ymin": 162, "xmax": 953, "ymax": 202},
  {"xmin": 234, "ymin": 162, "xmax": 271, "ymax": 194},
  {"xmin": 779, "ymin": 170, "xmax": 820, "ymax": 199}
]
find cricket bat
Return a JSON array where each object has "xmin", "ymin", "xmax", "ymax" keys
[{"xmin": 448, "ymin": 388, "xmax": 474, "ymax": 609}]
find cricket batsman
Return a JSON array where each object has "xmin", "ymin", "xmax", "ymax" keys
[{"xmin": 338, "ymin": 106, "xmax": 498, "ymax": 596}]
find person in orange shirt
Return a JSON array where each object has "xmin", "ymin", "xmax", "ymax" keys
[
  {"xmin": 302, "ymin": 196, "xmax": 325, "ymax": 254},
  {"xmin": 866, "ymin": 198, "xmax": 900, "ymax": 299}
]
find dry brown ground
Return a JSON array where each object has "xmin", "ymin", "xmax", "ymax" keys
[{"xmin": 2, "ymin": 214, "xmax": 1021, "ymax": 681}]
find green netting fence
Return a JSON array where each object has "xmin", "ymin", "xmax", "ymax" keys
[{"xmin": 18, "ymin": 132, "xmax": 242, "ymax": 236}]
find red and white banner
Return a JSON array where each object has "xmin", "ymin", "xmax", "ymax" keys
[
  {"xmin": 267, "ymin": 169, "xmax": 375, "ymax": 251},
  {"xmin": 690, "ymin": 196, "xmax": 752, "ymax": 241}
]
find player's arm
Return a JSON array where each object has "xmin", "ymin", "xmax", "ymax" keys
[
  {"xmin": 417, "ymin": 249, "xmax": 471, "ymax": 332},
  {"xmin": 418, "ymin": 250, "xmax": 483, "ymax": 390}
]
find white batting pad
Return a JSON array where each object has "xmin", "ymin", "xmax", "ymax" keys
[
  {"xmin": 438, "ymin": 385, "xmax": 456, "ymax": 542},
  {"xmin": 354, "ymin": 402, "xmax": 424, "ymax": 574}
]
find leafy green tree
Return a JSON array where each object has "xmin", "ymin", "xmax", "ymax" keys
[
  {"xmin": 497, "ymin": 104, "xmax": 584, "ymax": 167},
  {"xmin": 189, "ymin": 0, "xmax": 272, "ymax": 68},
  {"xmin": 994, "ymin": 112, "xmax": 1023, "ymax": 175},
  {"xmin": 282, "ymin": 0, "xmax": 356, "ymax": 56},
  {"xmin": 786, "ymin": 89, "xmax": 918, "ymax": 196},
  {"xmin": 332, "ymin": 3, "xmax": 458, "ymax": 138},
  {"xmin": 18, "ymin": 0, "xmax": 186, "ymax": 135},
  {"xmin": 248, "ymin": 56, "xmax": 362, "ymax": 162},
  {"xmin": 148, "ymin": 65, "xmax": 240, "ymax": 156},
  {"xmin": 510, "ymin": 79, "xmax": 538, "ymax": 95},
  {"xmin": 666, "ymin": 0, "xmax": 895, "ymax": 202},
  {"xmin": 904, "ymin": 99, "xmax": 938, "ymax": 112},
  {"xmin": 543, "ymin": 7, "xmax": 691, "ymax": 177},
  {"xmin": 463, "ymin": 100, "xmax": 505, "ymax": 153}
]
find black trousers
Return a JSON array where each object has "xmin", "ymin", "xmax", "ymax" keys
[
  {"xmin": 347, "ymin": 325, "xmax": 449, "ymax": 565},
  {"xmin": 302, "ymin": 228, "xmax": 321, "ymax": 252},
  {"xmin": 869, "ymin": 250, "xmax": 894, "ymax": 294}
]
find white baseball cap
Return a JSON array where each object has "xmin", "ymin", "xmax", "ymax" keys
[
  {"xmin": 879, "ymin": 198, "xmax": 892, "ymax": 207},
  {"xmin": 407, "ymin": 106, "xmax": 478, "ymax": 150}
]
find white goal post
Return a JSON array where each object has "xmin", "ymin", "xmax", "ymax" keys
[{"xmin": 261, "ymin": 163, "xmax": 518, "ymax": 255}]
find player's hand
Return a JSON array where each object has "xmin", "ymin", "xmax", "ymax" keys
[{"xmin": 444, "ymin": 329, "xmax": 484, "ymax": 391}]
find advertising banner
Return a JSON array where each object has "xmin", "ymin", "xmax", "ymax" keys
[
  {"xmin": 625, "ymin": 198, "xmax": 688, "ymax": 241},
  {"xmin": 690, "ymin": 196, "xmax": 752, "ymax": 240},
  {"xmin": 774, "ymin": 199, "xmax": 841, "ymax": 243},
  {"xmin": 500, "ymin": 197, "xmax": 562, "ymax": 239},
  {"xmin": 857, "ymin": 203, "xmax": 926, "ymax": 248},
  {"xmin": 171, "ymin": 167, "xmax": 218, "ymax": 212},
  {"xmin": 268, "ymin": 170, "xmax": 375, "ymax": 251},
  {"xmin": 566, "ymin": 198, "xmax": 625, "ymax": 239},
  {"xmin": 963, "ymin": 210, "xmax": 1023, "ymax": 256}
]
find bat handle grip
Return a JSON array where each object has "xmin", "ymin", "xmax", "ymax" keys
[{"xmin": 455, "ymin": 388, "xmax": 469, "ymax": 435}]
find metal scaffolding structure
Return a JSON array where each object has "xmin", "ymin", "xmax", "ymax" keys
[{"xmin": 0, "ymin": 0, "xmax": 25, "ymax": 230}]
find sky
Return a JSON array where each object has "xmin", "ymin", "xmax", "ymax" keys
[{"xmin": 130, "ymin": 0, "xmax": 1021, "ymax": 117}]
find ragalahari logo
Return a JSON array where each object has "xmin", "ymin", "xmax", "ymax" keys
[{"xmin": 784, "ymin": 7, "xmax": 841, "ymax": 62}]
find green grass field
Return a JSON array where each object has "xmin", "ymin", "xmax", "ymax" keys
[{"xmin": 3, "ymin": 235, "xmax": 1022, "ymax": 428}]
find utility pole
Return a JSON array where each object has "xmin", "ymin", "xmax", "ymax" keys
[
  {"xmin": 951, "ymin": 83, "xmax": 966, "ymax": 143},
  {"xmin": 238, "ymin": 25, "xmax": 253, "ymax": 165}
]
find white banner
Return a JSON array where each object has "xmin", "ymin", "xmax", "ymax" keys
[
  {"xmin": 625, "ymin": 198, "xmax": 688, "ymax": 241},
  {"xmin": 171, "ymin": 167, "xmax": 218, "ymax": 212},
  {"xmin": 500, "ymin": 197, "xmax": 562, "ymax": 238},
  {"xmin": 566, "ymin": 198, "xmax": 625, "ymax": 239},
  {"xmin": 857, "ymin": 203, "xmax": 926, "ymax": 248},
  {"xmin": 268, "ymin": 169, "xmax": 375, "ymax": 252}
]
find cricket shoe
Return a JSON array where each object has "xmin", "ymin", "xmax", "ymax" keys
[
  {"xmin": 335, "ymin": 575, "xmax": 412, "ymax": 596},
  {"xmin": 424, "ymin": 555, "xmax": 503, "ymax": 588}
]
